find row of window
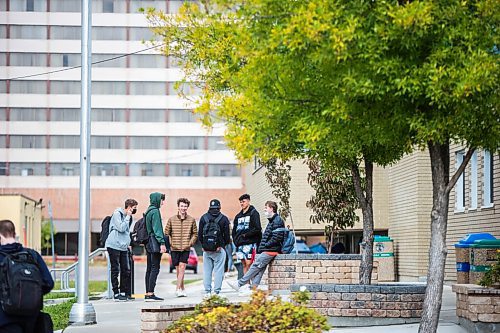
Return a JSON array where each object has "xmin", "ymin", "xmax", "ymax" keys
[
  {"xmin": 0, "ymin": 108, "xmax": 201, "ymax": 122},
  {"xmin": 0, "ymin": 53, "xmax": 180, "ymax": 68},
  {"xmin": 3, "ymin": 0, "xmax": 197, "ymax": 14},
  {"xmin": 0, "ymin": 135, "xmax": 227, "ymax": 150},
  {"xmin": 0, "ymin": 162, "xmax": 240, "ymax": 177},
  {"xmin": 455, "ymin": 150, "xmax": 494, "ymax": 211},
  {"xmin": 0, "ymin": 81, "xmax": 202, "ymax": 95}
]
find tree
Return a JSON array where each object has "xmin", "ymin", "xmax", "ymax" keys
[
  {"xmin": 144, "ymin": 1, "xmax": 499, "ymax": 332},
  {"xmin": 262, "ymin": 158, "xmax": 292, "ymax": 219},
  {"xmin": 41, "ymin": 219, "xmax": 55, "ymax": 256}
]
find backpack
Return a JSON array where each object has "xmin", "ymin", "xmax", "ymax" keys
[
  {"xmin": 201, "ymin": 214, "xmax": 224, "ymax": 251},
  {"xmin": 133, "ymin": 214, "xmax": 149, "ymax": 245},
  {"xmin": 99, "ymin": 211, "xmax": 124, "ymax": 247},
  {"xmin": 0, "ymin": 249, "xmax": 43, "ymax": 316},
  {"xmin": 274, "ymin": 227, "xmax": 296, "ymax": 254}
]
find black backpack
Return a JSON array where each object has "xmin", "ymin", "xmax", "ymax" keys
[
  {"xmin": 133, "ymin": 214, "xmax": 149, "ymax": 245},
  {"xmin": 0, "ymin": 249, "xmax": 43, "ymax": 316},
  {"xmin": 99, "ymin": 211, "xmax": 123, "ymax": 247},
  {"xmin": 201, "ymin": 214, "xmax": 223, "ymax": 251}
]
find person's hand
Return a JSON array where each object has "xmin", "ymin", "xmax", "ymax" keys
[
  {"xmin": 216, "ymin": 247, "xmax": 221, "ymax": 252},
  {"xmin": 160, "ymin": 245, "xmax": 167, "ymax": 253},
  {"xmin": 126, "ymin": 207, "xmax": 133, "ymax": 216}
]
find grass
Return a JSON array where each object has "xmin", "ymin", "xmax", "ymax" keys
[
  {"xmin": 45, "ymin": 280, "xmax": 108, "ymax": 300},
  {"xmin": 43, "ymin": 297, "xmax": 76, "ymax": 331},
  {"xmin": 170, "ymin": 278, "xmax": 202, "ymax": 285}
]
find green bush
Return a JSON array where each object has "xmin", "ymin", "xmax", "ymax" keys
[
  {"xmin": 43, "ymin": 298, "xmax": 76, "ymax": 331},
  {"xmin": 479, "ymin": 253, "xmax": 500, "ymax": 288},
  {"xmin": 165, "ymin": 290, "xmax": 329, "ymax": 333}
]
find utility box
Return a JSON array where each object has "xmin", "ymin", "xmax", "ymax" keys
[{"xmin": 373, "ymin": 235, "xmax": 394, "ymax": 282}]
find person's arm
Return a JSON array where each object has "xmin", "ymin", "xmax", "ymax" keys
[
  {"xmin": 232, "ymin": 216, "xmax": 238, "ymax": 241},
  {"xmin": 34, "ymin": 251, "xmax": 54, "ymax": 294},
  {"xmin": 164, "ymin": 218, "xmax": 171, "ymax": 237},
  {"xmin": 269, "ymin": 219, "xmax": 285, "ymax": 248},
  {"xmin": 244, "ymin": 209, "xmax": 262, "ymax": 239},
  {"xmin": 189, "ymin": 218, "xmax": 198, "ymax": 246},
  {"xmin": 198, "ymin": 216, "xmax": 204, "ymax": 245},
  {"xmin": 222, "ymin": 217, "xmax": 231, "ymax": 246},
  {"xmin": 111, "ymin": 210, "xmax": 128, "ymax": 233},
  {"xmin": 152, "ymin": 211, "xmax": 165, "ymax": 245}
]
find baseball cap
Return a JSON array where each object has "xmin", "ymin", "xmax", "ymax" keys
[{"xmin": 209, "ymin": 199, "xmax": 221, "ymax": 209}]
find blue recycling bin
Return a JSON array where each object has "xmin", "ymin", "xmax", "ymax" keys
[{"xmin": 454, "ymin": 233, "xmax": 496, "ymax": 284}]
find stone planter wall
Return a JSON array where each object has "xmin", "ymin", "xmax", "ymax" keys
[
  {"xmin": 293, "ymin": 283, "xmax": 426, "ymax": 326},
  {"xmin": 453, "ymin": 284, "xmax": 500, "ymax": 333},
  {"xmin": 141, "ymin": 304, "xmax": 195, "ymax": 333},
  {"xmin": 268, "ymin": 254, "xmax": 379, "ymax": 292}
]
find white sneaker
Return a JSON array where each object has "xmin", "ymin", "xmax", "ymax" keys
[
  {"xmin": 238, "ymin": 285, "xmax": 252, "ymax": 296},
  {"xmin": 175, "ymin": 290, "xmax": 181, "ymax": 297},
  {"xmin": 226, "ymin": 280, "xmax": 240, "ymax": 291},
  {"xmin": 180, "ymin": 290, "xmax": 187, "ymax": 297}
]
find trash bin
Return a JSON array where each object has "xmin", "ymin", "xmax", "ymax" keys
[
  {"xmin": 373, "ymin": 235, "xmax": 394, "ymax": 282},
  {"xmin": 454, "ymin": 233, "xmax": 496, "ymax": 284},
  {"xmin": 470, "ymin": 239, "xmax": 500, "ymax": 285}
]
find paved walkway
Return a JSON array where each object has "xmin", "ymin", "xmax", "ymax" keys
[{"xmin": 60, "ymin": 263, "xmax": 467, "ymax": 333}]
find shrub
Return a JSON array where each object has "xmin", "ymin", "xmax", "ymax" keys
[
  {"xmin": 165, "ymin": 290, "xmax": 329, "ymax": 333},
  {"xmin": 479, "ymin": 253, "xmax": 500, "ymax": 288}
]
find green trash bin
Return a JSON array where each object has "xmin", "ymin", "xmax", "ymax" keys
[
  {"xmin": 470, "ymin": 239, "xmax": 500, "ymax": 285},
  {"xmin": 373, "ymin": 235, "xmax": 394, "ymax": 282}
]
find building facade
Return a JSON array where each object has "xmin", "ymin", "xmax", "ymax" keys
[{"xmin": 0, "ymin": 0, "xmax": 244, "ymax": 255}]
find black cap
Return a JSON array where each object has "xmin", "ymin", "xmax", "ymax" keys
[{"xmin": 209, "ymin": 199, "xmax": 221, "ymax": 209}]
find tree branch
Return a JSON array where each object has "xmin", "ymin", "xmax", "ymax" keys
[{"xmin": 445, "ymin": 147, "xmax": 476, "ymax": 194}]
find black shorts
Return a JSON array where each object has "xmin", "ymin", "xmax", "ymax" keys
[{"xmin": 171, "ymin": 250, "xmax": 190, "ymax": 267}]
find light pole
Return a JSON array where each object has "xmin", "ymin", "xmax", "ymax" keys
[{"xmin": 69, "ymin": 0, "xmax": 96, "ymax": 325}]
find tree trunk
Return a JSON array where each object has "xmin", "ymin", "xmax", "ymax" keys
[
  {"xmin": 351, "ymin": 157, "xmax": 374, "ymax": 285},
  {"xmin": 419, "ymin": 141, "xmax": 474, "ymax": 333}
]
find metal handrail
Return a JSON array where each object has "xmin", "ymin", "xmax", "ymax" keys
[{"xmin": 49, "ymin": 248, "xmax": 110, "ymax": 296}]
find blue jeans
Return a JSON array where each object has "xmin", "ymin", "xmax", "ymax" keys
[
  {"xmin": 238, "ymin": 252, "xmax": 275, "ymax": 287},
  {"xmin": 203, "ymin": 248, "xmax": 226, "ymax": 294}
]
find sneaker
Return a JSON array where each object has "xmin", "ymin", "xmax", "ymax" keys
[
  {"xmin": 145, "ymin": 294, "xmax": 164, "ymax": 302},
  {"xmin": 179, "ymin": 290, "xmax": 187, "ymax": 297},
  {"xmin": 238, "ymin": 285, "xmax": 252, "ymax": 296},
  {"xmin": 175, "ymin": 290, "xmax": 181, "ymax": 297},
  {"xmin": 125, "ymin": 295, "xmax": 135, "ymax": 301},
  {"xmin": 226, "ymin": 280, "xmax": 240, "ymax": 291},
  {"xmin": 114, "ymin": 294, "xmax": 127, "ymax": 301}
]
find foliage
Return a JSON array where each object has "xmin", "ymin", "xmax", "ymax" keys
[
  {"xmin": 479, "ymin": 253, "xmax": 500, "ymax": 288},
  {"xmin": 262, "ymin": 158, "xmax": 292, "ymax": 219},
  {"xmin": 43, "ymin": 297, "xmax": 76, "ymax": 331},
  {"xmin": 41, "ymin": 219, "xmax": 55, "ymax": 255},
  {"xmin": 165, "ymin": 290, "xmax": 328, "ymax": 333}
]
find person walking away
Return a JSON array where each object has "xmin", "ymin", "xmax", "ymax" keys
[
  {"xmin": 232, "ymin": 194, "xmax": 262, "ymax": 274},
  {"xmin": 227, "ymin": 201, "xmax": 284, "ymax": 295},
  {"xmin": 198, "ymin": 199, "xmax": 230, "ymax": 295},
  {"xmin": 144, "ymin": 192, "xmax": 167, "ymax": 301},
  {"xmin": 164, "ymin": 197, "xmax": 197, "ymax": 297},
  {"xmin": 106, "ymin": 198, "xmax": 138, "ymax": 301},
  {"xmin": 0, "ymin": 219, "xmax": 54, "ymax": 333}
]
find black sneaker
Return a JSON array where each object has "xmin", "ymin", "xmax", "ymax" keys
[
  {"xmin": 114, "ymin": 294, "xmax": 127, "ymax": 301},
  {"xmin": 126, "ymin": 295, "xmax": 135, "ymax": 301},
  {"xmin": 145, "ymin": 294, "xmax": 164, "ymax": 302}
]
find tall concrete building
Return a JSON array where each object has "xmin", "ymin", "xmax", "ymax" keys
[{"xmin": 0, "ymin": 0, "xmax": 244, "ymax": 255}]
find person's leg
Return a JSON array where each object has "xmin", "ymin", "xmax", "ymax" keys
[
  {"xmin": 225, "ymin": 243, "xmax": 234, "ymax": 271},
  {"xmin": 107, "ymin": 247, "xmax": 120, "ymax": 295},
  {"xmin": 145, "ymin": 250, "xmax": 152, "ymax": 294},
  {"xmin": 119, "ymin": 249, "xmax": 131, "ymax": 296},
  {"xmin": 203, "ymin": 251, "xmax": 214, "ymax": 294},
  {"xmin": 177, "ymin": 262, "xmax": 187, "ymax": 290},
  {"xmin": 148, "ymin": 252, "xmax": 162, "ymax": 294},
  {"xmin": 213, "ymin": 248, "xmax": 226, "ymax": 294},
  {"xmin": 238, "ymin": 254, "xmax": 264, "ymax": 287},
  {"xmin": 250, "ymin": 253, "xmax": 275, "ymax": 286}
]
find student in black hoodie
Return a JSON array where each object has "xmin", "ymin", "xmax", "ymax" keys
[{"xmin": 232, "ymin": 194, "xmax": 262, "ymax": 274}]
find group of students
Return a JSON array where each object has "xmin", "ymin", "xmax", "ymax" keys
[{"xmin": 105, "ymin": 192, "xmax": 287, "ymax": 301}]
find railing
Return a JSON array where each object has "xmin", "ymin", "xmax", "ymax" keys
[{"xmin": 49, "ymin": 247, "xmax": 112, "ymax": 298}]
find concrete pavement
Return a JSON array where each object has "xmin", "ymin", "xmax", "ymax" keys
[{"xmin": 60, "ymin": 262, "xmax": 467, "ymax": 333}]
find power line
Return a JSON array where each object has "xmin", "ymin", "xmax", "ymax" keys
[{"xmin": 2, "ymin": 43, "xmax": 166, "ymax": 81}]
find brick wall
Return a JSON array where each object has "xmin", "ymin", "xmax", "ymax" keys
[
  {"xmin": 268, "ymin": 254, "xmax": 379, "ymax": 292},
  {"xmin": 141, "ymin": 305, "xmax": 195, "ymax": 333},
  {"xmin": 453, "ymin": 284, "xmax": 500, "ymax": 324}
]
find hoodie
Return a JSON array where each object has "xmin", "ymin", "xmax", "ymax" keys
[
  {"xmin": 105, "ymin": 207, "xmax": 131, "ymax": 251},
  {"xmin": 145, "ymin": 192, "xmax": 165, "ymax": 245},
  {"xmin": 198, "ymin": 208, "xmax": 231, "ymax": 251},
  {"xmin": 232, "ymin": 205, "xmax": 262, "ymax": 247}
]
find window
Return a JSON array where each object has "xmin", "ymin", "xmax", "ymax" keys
[
  {"xmin": 169, "ymin": 109, "xmax": 198, "ymax": 122},
  {"xmin": 50, "ymin": 136, "xmax": 80, "ymax": 149},
  {"xmin": 0, "ymin": 109, "xmax": 6, "ymax": 121},
  {"xmin": 129, "ymin": 54, "xmax": 167, "ymax": 68},
  {"xmin": 10, "ymin": 108, "xmax": 47, "ymax": 121},
  {"xmin": 254, "ymin": 156, "xmax": 262, "ymax": 171},
  {"xmin": 129, "ymin": 109, "xmax": 167, "ymax": 122},
  {"xmin": 10, "ymin": 53, "xmax": 47, "ymax": 66},
  {"xmin": 102, "ymin": 0, "xmax": 114, "ymax": 13},
  {"xmin": 49, "ymin": 163, "xmax": 80, "ymax": 176},
  {"xmin": 9, "ymin": 163, "xmax": 46, "ymax": 176},
  {"xmin": 92, "ymin": 82, "xmax": 127, "ymax": 95},
  {"xmin": 50, "ymin": 54, "xmax": 80, "ymax": 67},
  {"xmin": 92, "ymin": 54, "xmax": 126, "ymax": 68},
  {"xmin": 129, "ymin": 28, "xmax": 155, "ymax": 41},
  {"xmin": 10, "ymin": 25, "xmax": 47, "ymax": 39},
  {"xmin": 91, "ymin": 136, "xmax": 126, "ymax": 149},
  {"xmin": 0, "ymin": 135, "xmax": 6, "ymax": 148},
  {"xmin": 207, "ymin": 137, "xmax": 227, "ymax": 150},
  {"xmin": 92, "ymin": 0, "xmax": 126, "ymax": 13},
  {"xmin": 483, "ymin": 150, "xmax": 494, "ymax": 207},
  {"xmin": 10, "ymin": 81, "xmax": 46, "ymax": 94},
  {"xmin": 208, "ymin": 164, "xmax": 240, "ymax": 177},
  {"xmin": 455, "ymin": 151, "xmax": 465, "ymax": 211},
  {"xmin": 0, "ymin": 81, "xmax": 6, "ymax": 93},
  {"xmin": 0, "ymin": 53, "xmax": 6, "ymax": 66},
  {"xmin": 129, "ymin": 136, "xmax": 164, "ymax": 149},
  {"xmin": 0, "ymin": 162, "xmax": 6, "ymax": 175},
  {"xmin": 50, "ymin": 26, "xmax": 81, "ymax": 39},
  {"xmin": 50, "ymin": 81, "xmax": 80, "ymax": 94},
  {"xmin": 167, "ymin": 56, "xmax": 181, "ymax": 68},
  {"xmin": 168, "ymin": 137, "xmax": 204, "ymax": 150},
  {"xmin": 92, "ymin": 27, "xmax": 127, "ymax": 40},
  {"xmin": 470, "ymin": 151, "xmax": 478, "ymax": 209},
  {"xmin": 50, "ymin": 108, "xmax": 80, "ymax": 121},
  {"xmin": 173, "ymin": 82, "xmax": 203, "ymax": 96},
  {"xmin": 9, "ymin": 135, "xmax": 46, "ymax": 148},
  {"xmin": 168, "ymin": 1, "xmax": 199, "ymax": 14},
  {"xmin": 129, "ymin": 163, "xmax": 165, "ymax": 176},
  {"xmin": 49, "ymin": 0, "xmax": 80, "ymax": 12},
  {"xmin": 91, "ymin": 163, "xmax": 126, "ymax": 176},
  {"xmin": 26, "ymin": 0, "xmax": 34, "ymax": 11},
  {"xmin": 169, "ymin": 164, "xmax": 203, "ymax": 177},
  {"xmin": 91, "ymin": 109, "xmax": 126, "ymax": 122},
  {"xmin": 10, "ymin": 0, "xmax": 46, "ymax": 11},
  {"xmin": 129, "ymin": 82, "xmax": 166, "ymax": 95}
]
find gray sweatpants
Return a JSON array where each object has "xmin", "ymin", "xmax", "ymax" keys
[{"xmin": 238, "ymin": 252, "xmax": 275, "ymax": 287}]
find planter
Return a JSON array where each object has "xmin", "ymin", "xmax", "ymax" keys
[{"xmin": 453, "ymin": 284, "xmax": 500, "ymax": 333}]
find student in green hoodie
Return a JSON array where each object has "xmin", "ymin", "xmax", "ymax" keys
[{"xmin": 144, "ymin": 192, "xmax": 167, "ymax": 301}]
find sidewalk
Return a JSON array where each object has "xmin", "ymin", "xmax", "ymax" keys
[{"xmin": 62, "ymin": 269, "xmax": 466, "ymax": 333}]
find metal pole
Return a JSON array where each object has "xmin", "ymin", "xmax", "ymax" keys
[
  {"xmin": 69, "ymin": 0, "xmax": 96, "ymax": 325},
  {"xmin": 48, "ymin": 201, "xmax": 56, "ymax": 279}
]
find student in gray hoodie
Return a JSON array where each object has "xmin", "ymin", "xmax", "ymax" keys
[{"xmin": 105, "ymin": 198, "xmax": 138, "ymax": 301}]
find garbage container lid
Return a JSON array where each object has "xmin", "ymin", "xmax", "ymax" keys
[
  {"xmin": 470, "ymin": 239, "xmax": 500, "ymax": 248},
  {"xmin": 374, "ymin": 235, "xmax": 392, "ymax": 242},
  {"xmin": 455, "ymin": 233, "xmax": 496, "ymax": 247}
]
